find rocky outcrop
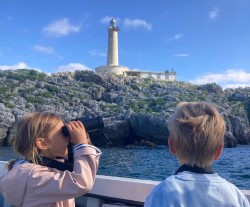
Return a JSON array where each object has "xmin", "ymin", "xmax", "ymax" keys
[
  {"xmin": 224, "ymin": 131, "xmax": 238, "ymax": 148},
  {"xmin": 129, "ymin": 113, "xmax": 169, "ymax": 145},
  {"xmin": 0, "ymin": 103, "xmax": 15, "ymax": 146},
  {"xmin": 229, "ymin": 116, "xmax": 250, "ymax": 144},
  {"xmin": 0, "ymin": 69, "xmax": 250, "ymax": 147}
]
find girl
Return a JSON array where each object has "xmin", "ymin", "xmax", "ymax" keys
[{"xmin": 0, "ymin": 112, "xmax": 101, "ymax": 207}]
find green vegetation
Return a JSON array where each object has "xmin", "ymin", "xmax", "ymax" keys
[
  {"xmin": 100, "ymin": 103, "xmax": 120, "ymax": 112},
  {"xmin": 44, "ymin": 84, "xmax": 60, "ymax": 94},
  {"xmin": 129, "ymin": 98, "xmax": 168, "ymax": 113},
  {"xmin": 35, "ymin": 91, "xmax": 53, "ymax": 98},
  {"xmin": 4, "ymin": 101, "xmax": 15, "ymax": 108},
  {"xmin": 82, "ymin": 82, "xmax": 97, "ymax": 88},
  {"xmin": 18, "ymin": 88, "xmax": 35, "ymax": 97},
  {"xmin": 26, "ymin": 96, "xmax": 46, "ymax": 104},
  {"xmin": 0, "ymin": 85, "xmax": 12, "ymax": 93},
  {"xmin": 0, "ymin": 70, "xmax": 5, "ymax": 77},
  {"xmin": 129, "ymin": 99, "xmax": 148, "ymax": 112},
  {"xmin": 6, "ymin": 69, "xmax": 47, "ymax": 81}
]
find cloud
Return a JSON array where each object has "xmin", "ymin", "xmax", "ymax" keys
[
  {"xmin": 101, "ymin": 17, "xmax": 151, "ymax": 31},
  {"xmin": 123, "ymin": 18, "xmax": 152, "ymax": 31},
  {"xmin": 57, "ymin": 63, "xmax": 91, "ymax": 72},
  {"xmin": 33, "ymin": 45, "xmax": 54, "ymax": 54},
  {"xmin": 89, "ymin": 50, "xmax": 106, "ymax": 57},
  {"xmin": 209, "ymin": 8, "xmax": 219, "ymax": 20},
  {"xmin": 172, "ymin": 53, "xmax": 189, "ymax": 57},
  {"xmin": 0, "ymin": 62, "xmax": 29, "ymax": 70},
  {"xmin": 166, "ymin": 33, "xmax": 183, "ymax": 42},
  {"xmin": 222, "ymin": 83, "xmax": 250, "ymax": 89},
  {"xmin": 189, "ymin": 69, "xmax": 250, "ymax": 89},
  {"xmin": 43, "ymin": 18, "xmax": 80, "ymax": 37}
]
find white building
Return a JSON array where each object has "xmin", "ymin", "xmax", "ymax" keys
[{"xmin": 126, "ymin": 70, "xmax": 176, "ymax": 81}]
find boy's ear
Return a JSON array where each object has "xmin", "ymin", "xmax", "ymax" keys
[
  {"xmin": 35, "ymin": 138, "xmax": 48, "ymax": 150},
  {"xmin": 214, "ymin": 144, "xmax": 224, "ymax": 160},
  {"xmin": 168, "ymin": 137, "xmax": 176, "ymax": 154}
]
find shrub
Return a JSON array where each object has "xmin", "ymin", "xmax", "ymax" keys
[
  {"xmin": 4, "ymin": 101, "xmax": 15, "ymax": 108},
  {"xmin": 26, "ymin": 96, "xmax": 46, "ymax": 104},
  {"xmin": 44, "ymin": 84, "xmax": 60, "ymax": 94},
  {"xmin": 6, "ymin": 69, "xmax": 47, "ymax": 82}
]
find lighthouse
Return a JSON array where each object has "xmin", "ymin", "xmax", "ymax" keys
[
  {"xmin": 95, "ymin": 18, "xmax": 130, "ymax": 75},
  {"xmin": 107, "ymin": 18, "xmax": 119, "ymax": 66}
]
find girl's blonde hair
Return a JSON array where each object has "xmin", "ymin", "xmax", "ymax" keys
[
  {"xmin": 168, "ymin": 102, "xmax": 225, "ymax": 168},
  {"xmin": 7, "ymin": 112, "xmax": 62, "ymax": 170}
]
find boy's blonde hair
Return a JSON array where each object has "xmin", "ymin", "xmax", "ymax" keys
[
  {"xmin": 168, "ymin": 102, "xmax": 225, "ymax": 168},
  {"xmin": 7, "ymin": 112, "xmax": 62, "ymax": 170}
]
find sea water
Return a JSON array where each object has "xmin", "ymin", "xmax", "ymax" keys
[{"xmin": 1, "ymin": 145, "xmax": 250, "ymax": 189}]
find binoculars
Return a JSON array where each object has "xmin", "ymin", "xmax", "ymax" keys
[{"xmin": 62, "ymin": 116, "xmax": 104, "ymax": 137}]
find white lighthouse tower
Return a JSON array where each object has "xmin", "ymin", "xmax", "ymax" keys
[
  {"xmin": 95, "ymin": 18, "xmax": 129, "ymax": 75},
  {"xmin": 107, "ymin": 18, "xmax": 119, "ymax": 66}
]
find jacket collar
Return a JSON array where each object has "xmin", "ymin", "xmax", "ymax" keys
[{"xmin": 175, "ymin": 164, "xmax": 214, "ymax": 175}]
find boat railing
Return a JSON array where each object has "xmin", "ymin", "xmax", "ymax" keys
[
  {"xmin": 76, "ymin": 175, "xmax": 159, "ymax": 207},
  {"xmin": 1, "ymin": 161, "xmax": 250, "ymax": 207},
  {"xmin": 77, "ymin": 175, "xmax": 250, "ymax": 207}
]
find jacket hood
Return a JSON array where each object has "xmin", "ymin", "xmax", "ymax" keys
[{"xmin": 0, "ymin": 164, "xmax": 30, "ymax": 206}]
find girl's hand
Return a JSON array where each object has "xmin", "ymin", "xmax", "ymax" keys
[{"xmin": 66, "ymin": 121, "xmax": 88, "ymax": 145}]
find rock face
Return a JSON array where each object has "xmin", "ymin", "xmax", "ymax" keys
[
  {"xmin": 0, "ymin": 69, "xmax": 250, "ymax": 148},
  {"xmin": 224, "ymin": 131, "xmax": 238, "ymax": 148},
  {"xmin": 129, "ymin": 113, "xmax": 169, "ymax": 145},
  {"xmin": 0, "ymin": 103, "xmax": 15, "ymax": 146}
]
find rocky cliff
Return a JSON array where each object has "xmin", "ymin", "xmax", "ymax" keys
[{"xmin": 0, "ymin": 69, "xmax": 250, "ymax": 147}]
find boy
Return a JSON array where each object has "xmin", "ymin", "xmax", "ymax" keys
[{"xmin": 144, "ymin": 102, "xmax": 249, "ymax": 207}]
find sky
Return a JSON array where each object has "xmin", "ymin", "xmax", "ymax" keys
[{"xmin": 0, "ymin": 0, "xmax": 250, "ymax": 89}]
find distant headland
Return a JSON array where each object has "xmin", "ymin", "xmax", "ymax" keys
[{"xmin": 0, "ymin": 69, "xmax": 249, "ymax": 148}]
